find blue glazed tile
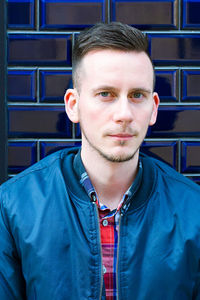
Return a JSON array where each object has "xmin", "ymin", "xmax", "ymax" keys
[
  {"xmin": 149, "ymin": 34, "xmax": 200, "ymax": 65},
  {"xmin": 8, "ymin": 34, "xmax": 72, "ymax": 66},
  {"xmin": 182, "ymin": 0, "xmax": 200, "ymax": 29},
  {"xmin": 181, "ymin": 141, "xmax": 200, "ymax": 173},
  {"xmin": 8, "ymin": 70, "xmax": 36, "ymax": 102},
  {"xmin": 149, "ymin": 106, "xmax": 200, "ymax": 137},
  {"xmin": 40, "ymin": 0, "xmax": 105, "ymax": 29},
  {"xmin": 7, "ymin": 0, "xmax": 35, "ymax": 29},
  {"xmin": 40, "ymin": 141, "xmax": 81, "ymax": 158},
  {"xmin": 155, "ymin": 70, "xmax": 178, "ymax": 102},
  {"xmin": 111, "ymin": 0, "xmax": 177, "ymax": 30},
  {"xmin": 40, "ymin": 70, "xmax": 73, "ymax": 103},
  {"xmin": 8, "ymin": 106, "xmax": 72, "ymax": 138},
  {"xmin": 8, "ymin": 141, "xmax": 37, "ymax": 173},
  {"xmin": 141, "ymin": 140, "xmax": 178, "ymax": 169},
  {"xmin": 182, "ymin": 70, "xmax": 200, "ymax": 102}
]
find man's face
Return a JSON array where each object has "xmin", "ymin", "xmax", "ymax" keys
[{"xmin": 65, "ymin": 49, "xmax": 159, "ymax": 163}]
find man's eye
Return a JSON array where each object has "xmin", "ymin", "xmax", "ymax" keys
[
  {"xmin": 132, "ymin": 92, "xmax": 142, "ymax": 99},
  {"xmin": 99, "ymin": 91, "xmax": 111, "ymax": 97}
]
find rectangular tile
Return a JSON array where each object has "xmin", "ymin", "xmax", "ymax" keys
[
  {"xmin": 181, "ymin": 141, "xmax": 200, "ymax": 173},
  {"xmin": 8, "ymin": 106, "xmax": 72, "ymax": 138},
  {"xmin": 40, "ymin": 70, "xmax": 72, "ymax": 103},
  {"xmin": 149, "ymin": 106, "xmax": 200, "ymax": 137},
  {"xmin": 182, "ymin": 0, "xmax": 200, "ymax": 29},
  {"xmin": 141, "ymin": 140, "xmax": 178, "ymax": 169},
  {"xmin": 7, "ymin": 0, "xmax": 35, "ymax": 29},
  {"xmin": 111, "ymin": 0, "xmax": 177, "ymax": 29},
  {"xmin": 8, "ymin": 70, "xmax": 36, "ymax": 102},
  {"xmin": 149, "ymin": 34, "xmax": 200, "ymax": 65},
  {"xmin": 8, "ymin": 141, "xmax": 37, "ymax": 173},
  {"xmin": 155, "ymin": 70, "xmax": 178, "ymax": 102},
  {"xmin": 182, "ymin": 70, "xmax": 200, "ymax": 102},
  {"xmin": 8, "ymin": 34, "xmax": 72, "ymax": 66},
  {"xmin": 40, "ymin": 141, "xmax": 81, "ymax": 158},
  {"xmin": 40, "ymin": 0, "xmax": 105, "ymax": 29}
]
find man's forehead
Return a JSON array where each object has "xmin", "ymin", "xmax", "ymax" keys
[
  {"xmin": 75, "ymin": 49, "xmax": 155, "ymax": 91},
  {"xmin": 80, "ymin": 49, "xmax": 153, "ymax": 71}
]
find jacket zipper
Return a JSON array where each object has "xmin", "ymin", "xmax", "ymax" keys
[
  {"xmin": 93, "ymin": 202, "xmax": 103, "ymax": 300},
  {"xmin": 116, "ymin": 213, "xmax": 122, "ymax": 300}
]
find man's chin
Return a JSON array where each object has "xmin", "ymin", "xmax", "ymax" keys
[{"xmin": 98, "ymin": 150, "xmax": 138, "ymax": 163}]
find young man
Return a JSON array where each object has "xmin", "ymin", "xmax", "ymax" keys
[{"xmin": 0, "ymin": 23, "xmax": 200, "ymax": 300}]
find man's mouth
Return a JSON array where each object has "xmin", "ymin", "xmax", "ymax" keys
[{"xmin": 108, "ymin": 133, "xmax": 134, "ymax": 141}]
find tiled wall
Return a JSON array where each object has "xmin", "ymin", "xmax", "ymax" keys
[{"xmin": 7, "ymin": 0, "xmax": 200, "ymax": 184}]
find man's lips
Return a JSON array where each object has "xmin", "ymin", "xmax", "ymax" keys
[{"xmin": 107, "ymin": 133, "xmax": 134, "ymax": 140}]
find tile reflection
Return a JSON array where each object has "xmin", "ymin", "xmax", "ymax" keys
[
  {"xmin": 150, "ymin": 107, "xmax": 200, "ymax": 137},
  {"xmin": 181, "ymin": 141, "xmax": 200, "ymax": 173},
  {"xmin": 40, "ymin": 141, "xmax": 81, "ymax": 158},
  {"xmin": 8, "ymin": 70, "xmax": 36, "ymax": 102},
  {"xmin": 141, "ymin": 140, "xmax": 177, "ymax": 169},
  {"xmin": 150, "ymin": 35, "xmax": 200, "ymax": 64},
  {"xmin": 8, "ymin": 35, "xmax": 72, "ymax": 65},
  {"xmin": 40, "ymin": 70, "xmax": 72, "ymax": 103},
  {"xmin": 40, "ymin": 0, "xmax": 105, "ymax": 29},
  {"xmin": 112, "ymin": 0, "xmax": 177, "ymax": 29},
  {"xmin": 8, "ymin": 142, "xmax": 37, "ymax": 173},
  {"xmin": 8, "ymin": 106, "xmax": 72, "ymax": 138}
]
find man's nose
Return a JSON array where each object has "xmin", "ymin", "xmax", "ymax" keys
[{"xmin": 112, "ymin": 97, "xmax": 133, "ymax": 124}]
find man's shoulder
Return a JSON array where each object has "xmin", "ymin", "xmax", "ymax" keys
[
  {"xmin": 0, "ymin": 147, "xmax": 79, "ymax": 195},
  {"xmin": 140, "ymin": 152, "xmax": 200, "ymax": 194}
]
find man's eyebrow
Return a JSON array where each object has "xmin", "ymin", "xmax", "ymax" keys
[
  {"xmin": 130, "ymin": 88, "xmax": 152, "ymax": 94},
  {"xmin": 91, "ymin": 86, "xmax": 119, "ymax": 93},
  {"xmin": 91, "ymin": 86, "xmax": 152, "ymax": 94}
]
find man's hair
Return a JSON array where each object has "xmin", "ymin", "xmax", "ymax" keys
[{"xmin": 72, "ymin": 22, "xmax": 154, "ymax": 90}]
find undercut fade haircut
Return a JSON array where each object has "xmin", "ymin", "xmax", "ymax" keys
[{"xmin": 72, "ymin": 22, "xmax": 155, "ymax": 91}]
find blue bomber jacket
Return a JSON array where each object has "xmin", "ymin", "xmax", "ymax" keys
[{"xmin": 0, "ymin": 147, "xmax": 200, "ymax": 300}]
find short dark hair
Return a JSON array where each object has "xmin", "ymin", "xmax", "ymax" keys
[{"xmin": 72, "ymin": 22, "xmax": 154, "ymax": 90}]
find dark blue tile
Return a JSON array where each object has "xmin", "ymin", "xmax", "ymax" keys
[
  {"xmin": 111, "ymin": 0, "xmax": 177, "ymax": 30},
  {"xmin": 40, "ymin": 0, "xmax": 105, "ymax": 29},
  {"xmin": 182, "ymin": 70, "xmax": 200, "ymax": 102},
  {"xmin": 155, "ymin": 70, "xmax": 178, "ymax": 102},
  {"xmin": 181, "ymin": 141, "xmax": 200, "ymax": 173},
  {"xmin": 141, "ymin": 140, "xmax": 178, "ymax": 169},
  {"xmin": 149, "ymin": 34, "xmax": 200, "ymax": 65},
  {"xmin": 149, "ymin": 106, "xmax": 200, "ymax": 137},
  {"xmin": 8, "ymin": 141, "xmax": 37, "ymax": 173},
  {"xmin": 8, "ymin": 70, "xmax": 36, "ymax": 102},
  {"xmin": 8, "ymin": 34, "xmax": 72, "ymax": 66},
  {"xmin": 40, "ymin": 141, "xmax": 81, "ymax": 158},
  {"xmin": 182, "ymin": 0, "xmax": 200, "ymax": 29},
  {"xmin": 40, "ymin": 70, "xmax": 72, "ymax": 103},
  {"xmin": 7, "ymin": 0, "xmax": 35, "ymax": 29},
  {"xmin": 8, "ymin": 106, "xmax": 72, "ymax": 138}
]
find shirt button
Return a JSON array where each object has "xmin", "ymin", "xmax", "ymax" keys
[
  {"xmin": 103, "ymin": 265, "xmax": 107, "ymax": 274},
  {"xmin": 102, "ymin": 219, "xmax": 108, "ymax": 227}
]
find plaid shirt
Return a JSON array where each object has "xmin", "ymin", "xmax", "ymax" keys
[{"xmin": 74, "ymin": 151, "xmax": 143, "ymax": 299}]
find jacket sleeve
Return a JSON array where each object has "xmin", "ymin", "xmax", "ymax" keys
[{"xmin": 0, "ymin": 188, "xmax": 26, "ymax": 300}]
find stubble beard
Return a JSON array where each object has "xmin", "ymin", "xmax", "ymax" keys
[{"xmin": 81, "ymin": 128, "xmax": 142, "ymax": 163}]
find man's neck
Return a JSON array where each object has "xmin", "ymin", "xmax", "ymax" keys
[{"xmin": 81, "ymin": 149, "xmax": 139, "ymax": 210}]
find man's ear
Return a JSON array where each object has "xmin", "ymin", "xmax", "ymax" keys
[
  {"xmin": 149, "ymin": 92, "xmax": 160, "ymax": 126},
  {"xmin": 64, "ymin": 89, "xmax": 79, "ymax": 123}
]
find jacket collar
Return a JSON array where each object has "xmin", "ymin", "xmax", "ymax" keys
[{"xmin": 62, "ymin": 148, "xmax": 157, "ymax": 212}]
